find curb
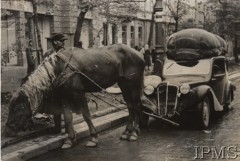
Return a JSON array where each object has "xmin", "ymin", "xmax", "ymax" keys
[
  {"xmin": 2, "ymin": 71, "xmax": 240, "ymax": 161},
  {"xmin": 229, "ymin": 70, "xmax": 240, "ymax": 81}
]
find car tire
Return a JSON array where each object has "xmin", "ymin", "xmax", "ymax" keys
[
  {"xmin": 224, "ymin": 92, "xmax": 232, "ymax": 111},
  {"xmin": 198, "ymin": 96, "xmax": 211, "ymax": 129},
  {"xmin": 139, "ymin": 112, "xmax": 149, "ymax": 128}
]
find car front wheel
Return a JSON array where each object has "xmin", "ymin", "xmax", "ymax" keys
[
  {"xmin": 224, "ymin": 92, "xmax": 232, "ymax": 111},
  {"xmin": 198, "ymin": 96, "xmax": 211, "ymax": 129}
]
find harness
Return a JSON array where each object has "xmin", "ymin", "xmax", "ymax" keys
[
  {"xmin": 54, "ymin": 49, "xmax": 125, "ymax": 105},
  {"xmin": 55, "ymin": 50, "xmax": 179, "ymax": 126},
  {"xmin": 36, "ymin": 49, "xmax": 179, "ymax": 127}
]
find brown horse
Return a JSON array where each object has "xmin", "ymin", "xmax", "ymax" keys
[{"xmin": 4, "ymin": 44, "xmax": 145, "ymax": 148}]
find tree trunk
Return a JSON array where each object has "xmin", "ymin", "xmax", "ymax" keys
[
  {"xmin": 148, "ymin": 6, "xmax": 155, "ymax": 48},
  {"xmin": 32, "ymin": 0, "xmax": 43, "ymax": 65},
  {"xmin": 234, "ymin": 36, "xmax": 239, "ymax": 63},
  {"xmin": 174, "ymin": 20, "xmax": 179, "ymax": 32},
  {"xmin": 74, "ymin": 10, "xmax": 88, "ymax": 47}
]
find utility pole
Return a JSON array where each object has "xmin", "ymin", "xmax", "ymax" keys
[
  {"xmin": 152, "ymin": 0, "xmax": 164, "ymax": 76},
  {"xmin": 154, "ymin": 0, "xmax": 164, "ymax": 56}
]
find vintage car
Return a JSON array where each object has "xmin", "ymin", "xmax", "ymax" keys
[{"xmin": 141, "ymin": 56, "xmax": 235, "ymax": 129}]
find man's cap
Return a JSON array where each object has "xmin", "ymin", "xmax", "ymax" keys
[{"xmin": 47, "ymin": 33, "xmax": 68, "ymax": 42}]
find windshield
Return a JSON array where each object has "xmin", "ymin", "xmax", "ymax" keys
[{"xmin": 163, "ymin": 59, "xmax": 211, "ymax": 76}]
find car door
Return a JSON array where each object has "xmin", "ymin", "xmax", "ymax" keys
[{"xmin": 210, "ymin": 58, "xmax": 227, "ymax": 104}]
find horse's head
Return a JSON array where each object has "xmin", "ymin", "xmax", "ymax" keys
[{"xmin": 4, "ymin": 92, "xmax": 32, "ymax": 137}]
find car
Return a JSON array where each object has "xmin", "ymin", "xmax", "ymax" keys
[{"xmin": 141, "ymin": 56, "xmax": 235, "ymax": 129}]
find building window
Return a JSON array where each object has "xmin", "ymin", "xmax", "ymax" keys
[
  {"xmin": 138, "ymin": 26, "xmax": 143, "ymax": 45},
  {"xmin": 112, "ymin": 24, "xmax": 117, "ymax": 44},
  {"xmin": 130, "ymin": 26, "xmax": 135, "ymax": 47},
  {"xmin": 122, "ymin": 25, "xmax": 127, "ymax": 45},
  {"xmin": 1, "ymin": 11, "xmax": 18, "ymax": 66},
  {"xmin": 103, "ymin": 23, "xmax": 108, "ymax": 45}
]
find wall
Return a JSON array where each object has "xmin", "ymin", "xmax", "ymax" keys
[{"xmin": 1, "ymin": 1, "xmax": 52, "ymax": 92}]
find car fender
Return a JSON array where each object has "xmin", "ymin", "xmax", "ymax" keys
[
  {"xmin": 225, "ymin": 80, "xmax": 235, "ymax": 102},
  {"xmin": 192, "ymin": 85, "xmax": 223, "ymax": 112}
]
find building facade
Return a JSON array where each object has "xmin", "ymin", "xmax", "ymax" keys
[{"xmin": 1, "ymin": 0, "xmax": 156, "ymax": 92}]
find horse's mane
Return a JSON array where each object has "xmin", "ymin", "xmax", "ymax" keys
[{"xmin": 20, "ymin": 54, "xmax": 58, "ymax": 113}]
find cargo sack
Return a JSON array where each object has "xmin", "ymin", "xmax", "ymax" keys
[
  {"xmin": 215, "ymin": 34, "xmax": 228, "ymax": 56},
  {"xmin": 167, "ymin": 28, "xmax": 226, "ymax": 61}
]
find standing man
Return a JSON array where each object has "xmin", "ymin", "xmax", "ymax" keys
[
  {"xmin": 39, "ymin": 33, "xmax": 68, "ymax": 134},
  {"xmin": 144, "ymin": 44, "xmax": 152, "ymax": 71},
  {"xmin": 26, "ymin": 40, "xmax": 35, "ymax": 75},
  {"xmin": 76, "ymin": 41, "xmax": 83, "ymax": 49},
  {"xmin": 43, "ymin": 33, "xmax": 68, "ymax": 59}
]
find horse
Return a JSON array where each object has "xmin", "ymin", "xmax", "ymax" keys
[{"xmin": 4, "ymin": 44, "xmax": 145, "ymax": 148}]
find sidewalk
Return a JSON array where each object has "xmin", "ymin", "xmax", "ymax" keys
[
  {"xmin": 2, "ymin": 105, "xmax": 128, "ymax": 161},
  {"xmin": 2, "ymin": 71, "xmax": 240, "ymax": 161}
]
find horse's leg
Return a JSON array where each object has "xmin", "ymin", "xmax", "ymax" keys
[
  {"xmin": 118, "ymin": 79, "xmax": 136, "ymax": 140},
  {"xmin": 129, "ymin": 81, "xmax": 143, "ymax": 141},
  {"xmin": 61, "ymin": 107, "xmax": 76, "ymax": 149},
  {"xmin": 48, "ymin": 114, "xmax": 62, "ymax": 134},
  {"xmin": 118, "ymin": 77, "xmax": 143, "ymax": 141},
  {"xmin": 76, "ymin": 92, "xmax": 98, "ymax": 147},
  {"xmin": 70, "ymin": 91, "xmax": 98, "ymax": 147}
]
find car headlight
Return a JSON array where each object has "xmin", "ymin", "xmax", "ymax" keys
[
  {"xmin": 144, "ymin": 85, "xmax": 155, "ymax": 95},
  {"xmin": 180, "ymin": 84, "xmax": 190, "ymax": 94}
]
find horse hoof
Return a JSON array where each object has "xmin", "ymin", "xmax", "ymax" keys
[
  {"xmin": 61, "ymin": 139, "xmax": 73, "ymax": 149},
  {"xmin": 120, "ymin": 134, "xmax": 128, "ymax": 140},
  {"xmin": 85, "ymin": 138, "xmax": 98, "ymax": 147},
  {"xmin": 128, "ymin": 135, "xmax": 138, "ymax": 141},
  {"xmin": 120, "ymin": 131, "xmax": 130, "ymax": 140}
]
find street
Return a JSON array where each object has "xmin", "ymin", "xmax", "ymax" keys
[
  {"xmin": 29, "ymin": 78, "xmax": 240, "ymax": 161},
  {"xmin": 2, "ymin": 0, "xmax": 240, "ymax": 161}
]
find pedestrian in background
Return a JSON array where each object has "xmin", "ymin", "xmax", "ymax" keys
[
  {"xmin": 43, "ymin": 33, "xmax": 68, "ymax": 59},
  {"xmin": 144, "ymin": 44, "xmax": 152, "ymax": 71},
  {"xmin": 26, "ymin": 40, "xmax": 35, "ymax": 75},
  {"xmin": 134, "ymin": 45, "xmax": 140, "ymax": 51},
  {"xmin": 138, "ymin": 45, "xmax": 145, "ymax": 60},
  {"xmin": 76, "ymin": 41, "xmax": 83, "ymax": 49},
  {"xmin": 151, "ymin": 48, "xmax": 156, "ymax": 64}
]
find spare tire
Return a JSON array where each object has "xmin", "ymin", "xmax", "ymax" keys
[{"xmin": 167, "ymin": 28, "xmax": 225, "ymax": 61}]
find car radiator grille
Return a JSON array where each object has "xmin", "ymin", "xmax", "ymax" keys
[{"xmin": 157, "ymin": 83, "xmax": 178, "ymax": 116}]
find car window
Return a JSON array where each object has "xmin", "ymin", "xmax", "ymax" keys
[
  {"xmin": 213, "ymin": 59, "xmax": 225, "ymax": 75},
  {"xmin": 163, "ymin": 59, "xmax": 211, "ymax": 75}
]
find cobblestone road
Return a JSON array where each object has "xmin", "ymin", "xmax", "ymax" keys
[{"xmin": 29, "ymin": 78, "xmax": 240, "ymax": 161}]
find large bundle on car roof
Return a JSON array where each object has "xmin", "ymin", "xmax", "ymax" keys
[{"xmin": 167, "ymin": 28, "xmax": 227, "ymax": 61}]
